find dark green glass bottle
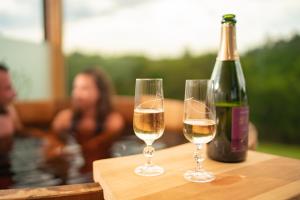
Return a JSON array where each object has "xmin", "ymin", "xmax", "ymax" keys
[{"xmin": 207, "ymin": 14, "xmax": 249, "ymax": 162}]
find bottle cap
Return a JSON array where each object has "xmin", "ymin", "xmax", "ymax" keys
[{"xmin": 222, "ymin": 14, "xmax": 236, "ymax": 24}]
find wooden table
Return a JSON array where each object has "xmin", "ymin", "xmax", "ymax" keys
[{"xmin": 93, "ymin": 143, "xmax": 300, "ymax": 200}]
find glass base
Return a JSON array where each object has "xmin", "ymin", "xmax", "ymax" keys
[
  {"xmin": 134, "ymin": 165, "xmax": 164, "ymax": 176},
  {"xmin": 184, "ymin": 169, "xmax": 215, "ymax": 183}
]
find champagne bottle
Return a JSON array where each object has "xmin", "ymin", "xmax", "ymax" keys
[{"xmin": 207, "ymin": 14, "xmax": 249, "ymax": 162}]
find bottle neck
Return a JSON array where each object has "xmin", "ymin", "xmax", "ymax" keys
[{"xmin": 217, "ymin": 23, "xmax": 239, "ymax": 61}]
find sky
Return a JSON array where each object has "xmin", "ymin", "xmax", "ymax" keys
[{"xmin": 0, "ymin": 0, "xmax": 300, "ymax": 58}]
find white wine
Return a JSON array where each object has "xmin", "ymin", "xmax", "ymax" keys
[
  {"xmin": 133, "ymin": 108, "xmax": 164, "ymax": 143},
  {"xmin": 183, "ymin": 119, "xmax": 216, "ymax": 144}
]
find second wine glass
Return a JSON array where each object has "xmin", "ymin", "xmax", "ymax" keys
[
  {"xmin": 183, "ymin": 79, "xmax": 216, "ymax": 183},
  {"xmin": 133, "ymin": 78, "xmax": 165, "ymax": 176}
]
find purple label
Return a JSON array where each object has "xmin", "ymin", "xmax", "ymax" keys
[{"xmin": 231, "ymin": 106, "xmax": 249, "ymax": 152}]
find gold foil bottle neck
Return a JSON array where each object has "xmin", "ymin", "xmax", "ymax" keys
[{"xmin": 217, "ymin": 23, "xmax": 239, "ymax": 61}]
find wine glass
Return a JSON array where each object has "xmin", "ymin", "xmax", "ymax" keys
[
  {"xmin": 133, "ymin": 79, "xmax": 165, "ymax": 176},
  {"xmin": 183, "ymin": 79, "xmax": 216, "ymax": 182}
]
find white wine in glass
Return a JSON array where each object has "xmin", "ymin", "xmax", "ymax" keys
[
  {"xmin": 133, "ymin": 79, "xmax": 165, "ymax": 176},
  {"xmin": 183, "ymin": 119, "xmax": 216, "ymax": 144},
  {"xmin": 183, "ymin": 79, "xmax": 216, "ymax": 183},
  {"xmin": 134, "ymin": 108, "xmax": 164, "ymax": 142}
]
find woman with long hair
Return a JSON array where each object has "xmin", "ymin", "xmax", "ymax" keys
[{"xmin": 51, "ymin": 67, "xmax": 124, "ymax": 172}]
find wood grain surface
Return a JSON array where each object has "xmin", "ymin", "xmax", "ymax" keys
[{"xmin": 93, "ymin": 143, "xmax": 300, "ymax": 200}]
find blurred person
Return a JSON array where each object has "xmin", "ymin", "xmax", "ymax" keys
[
  {"xmin": 0, "ymin": 63, "xmax": 22, "ymax": 188},
  {"xmin": 52, "ymin": 68, "xmax": 124, "ymax": 173}
]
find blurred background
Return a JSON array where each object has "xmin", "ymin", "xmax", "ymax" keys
[{"xmin": 0, "ymin": 0, "xmax": 299, "ymax": 160}]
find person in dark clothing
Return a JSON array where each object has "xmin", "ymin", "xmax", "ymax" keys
[{"xmin": 0, "ymin": 63, "xmax": 22, "ymax": 188}]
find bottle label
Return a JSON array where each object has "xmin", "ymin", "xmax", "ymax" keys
[{"xmin": 231, "ymin": 106, "xmax": 249, "ymax": 152}]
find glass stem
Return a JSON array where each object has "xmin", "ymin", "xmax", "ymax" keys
[
  {"xmin": 143, "ymin": 145, "xmax": 155, "ymax": 166},
  {"xmin": 194, "ymin": 144, "xmax": 204, "ymax": 172}
]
